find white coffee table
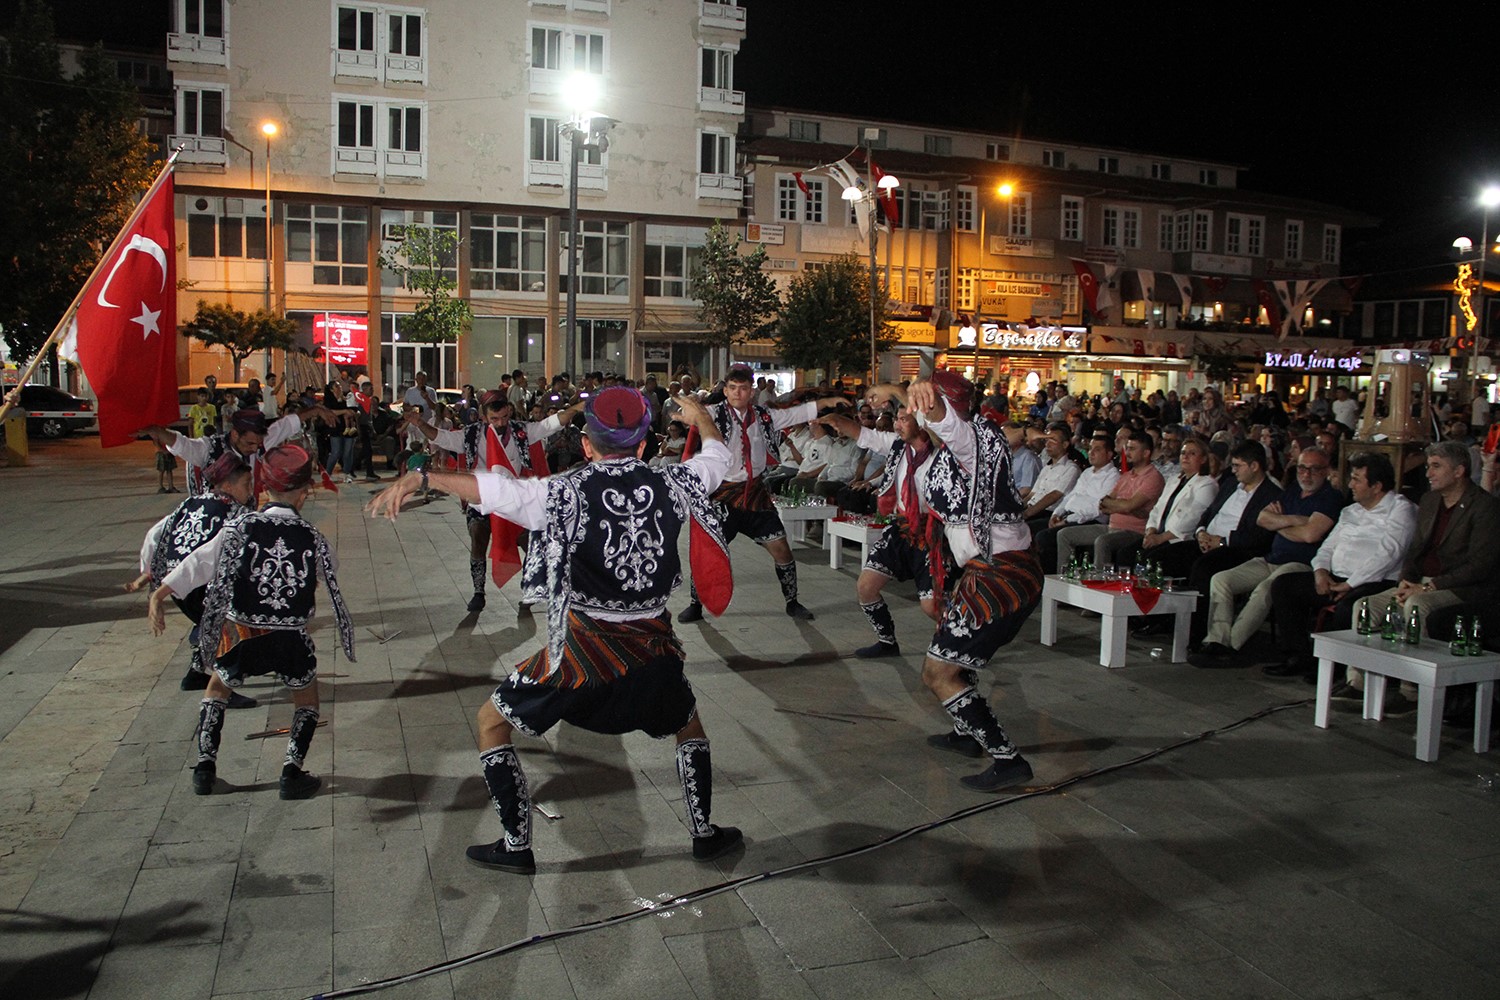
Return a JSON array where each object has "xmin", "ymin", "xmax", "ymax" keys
[
  {"xmin": 1311, "ymin": 629, "xmax": 1500, "ymax": 762},
  {"xmin": 1039, "ymin": 575, "xmax": 1199, "ymax": 669},
  {"xmin": 775, "ymin": 502, "xmax": 836, "ymax": 546},
  {"xmin": 828, "ymin": 518, "xmax": 884, "ymax": 570}
]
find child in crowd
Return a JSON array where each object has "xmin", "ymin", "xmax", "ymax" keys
[
  {"xmin": 155, "ymin": 440, "xmax": 180, "ymax": 494},
  {"xmin": 188, "ymin": 388, "xmax": 217, "ymax": 438}
]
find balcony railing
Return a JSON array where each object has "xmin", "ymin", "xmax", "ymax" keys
[
  {"xmin": 167, "ymin": 31, "xmax": 227, "ymax": 65},
  {"xmin": 698, "ymin": 86, "xmax": 745, "ymax": 115},
  {"xmin": 170, "ymin": 134, "xmax": 227, "ymax": 165},
  {"xmin": 697, "ymin": 173, "xmax": 743, "ymax": 200},
  {"xmin": 699, "ymin": 2, "xmax": 746, "ymax": 31}
]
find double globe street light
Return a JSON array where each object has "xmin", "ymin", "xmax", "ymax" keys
[{"xmin": 840, "ymin": 129, "xmax": 900, "ymax": 384}]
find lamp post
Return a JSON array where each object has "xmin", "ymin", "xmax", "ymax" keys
[
  {"xmin": 560, "ymin": 73, "xmax": 608, "ymax": 380},
  {"xmin": 261, "ymin": 121, "xmax": 278, "ymax": 313},
  {"xmin": 1476, "ymin": 186, "xmax": 1500, "ymax": 410},
  {"xmin": 840, "ymin": 132, "xmax": 899, "ymax": 384}
]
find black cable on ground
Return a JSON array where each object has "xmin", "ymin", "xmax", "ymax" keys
[{"xmin": 305, "ymin": 698, "xmax": 1312, "ymax": 1000}]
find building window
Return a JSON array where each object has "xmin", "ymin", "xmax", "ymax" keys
[
  {"xmin": 1225, "ymin": 213, "xmax": 1263, "ymax": 256},
  {"xmin": 776, "ymin": 175, "xmax": 824, "ymax": 224},
  {"xmin": 985, "ymin": 142, "xmax": 1009, "ymax": 161},
  {"xmin": 1158, "ymin": 211, "xmax": 1174, "ymax": 252},
  {"xmin": 470, "ymin": 213, "xmax": 547, "ymax": 292},
  {"xmin": 1008, "ymin": 193, "xmax": 1031, "ymax": 237},
  {"xmin": 955, "ymin": 187, "xmax": 976, "ymax": 233},
  {"xmin": 528, "ymin": 23, "xmax": 607, "ymax": 93},
  {"xmin": 380, "ymin": 209, "xmax": 457, "ymax": 289},
  {"xmin": 573, "ymin": 220, "xmax": 630, "ymax": 296},
  {"xmin": 644, "ymin": 242, "xmax": 704, "ymax": 298},
  {"xmin": 1121, "ymin": 208, "xmax": 1140, "ymax": 248},
  {"xmin": 181, "ymin": 0, "xmax": 225, "ymax": 37},
  {"xmin": 1199, "ymin": 168, "xmax": 1218, "ymax": 186},
  {"xmin": 1323, "ymin": 224, "xmax": 1341, "ymax": 264},
  {"xmin": 788, "ymin": 119, "xmax": 819, "ymax": 142},
  {"xmin": 335, "ymin": 4, "xmax": 426, "ymax": 82},
  {"xmin": 1042, "ymin": 148, "xmax": 1065, "ymax": 168},
  {"xmin": 170, "ymin": 0, "xmax": 228, "ymax": 64},
  {"xmin": 699, "ymin": 130, "xmax": 734, "ymax": 176},
  {"xmin": 574, "ymin": 31, "xmax": 605, "ymax": 73},
  {"xmin": 1285, "ymin": 220, "xmax": 1303, "ymax": 261},
  {"xmin": 178, "ymin": 86, "xmax": 224, "ymax": 138},
  {"xmin": 1061, "ymin": 196, "xmax": 1082, "ymax": 242},
  {"xmin": 286, "ymin": 203, "xmax": 369, "ymax": 286},
  {"xmin": 1193, "ymin": 210, "xmax": 1212, "ymax": 252},
  {"xmin": 1102, "ymin": 207, "xmax": 1118, "ymax": 247},
  {"xmin": 530, "ymin": 25, "xmax": 562, "ymax": 69},
  {"xmin": 924, "ymin": 135, "xmax": 952, "ymax": 156},
  {"xmin": 1151, "ymin": 162, "xmax": 1172, "ymax": 181},
  {"xmin": 334, "ymin": 97, "xmax": 425, "ymax": 178},
  {"xmin": 186, "ymin": 196, "xmax": 267, "ymax": 260},
  {"xmin": 1098, "ymin": 156, "xmax": 1119, "ymax": 174},
  {"xmin": 917, "ymin": 190, "xmax": 944, "ymax": 231},
  {"xmin": 701, "ymin": 46, "xmax": 733, "ymax": 89},
  {"xmin": 577, "ymin": 319, "xmax": 628, "ymax": 372},
  {"xmin": 529, "ymin": 114, "xmax": 561, "ymax": 163}
]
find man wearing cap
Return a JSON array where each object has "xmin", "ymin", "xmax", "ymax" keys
[
  {"xmin": 822, "ymin": 395, "xmax": 951, "ymax": 659},
  {"xmin": 143, "ymin": 402, "xmax": 338, "ymax": 501},
  {"xmin": 127, "ymin": 452, "xmax": 258, "ymax": 708},
  {"xmin": 368, "ymin": 388, "xmax": 743, "ymax": 873},
  {"xmin": 151, "ymin": 444, "xmax": 355, "ymax": 800},
  {"xmin": 406, "ymin": 391, "xmax": 585, "ymax": 612},
  {"xmin": 678, "ymin": 364, "xmax": 848, "ymax": 623},
  {"xmin": 901, "ymin": 372, "xmax": 1046, "ymax": 793}
]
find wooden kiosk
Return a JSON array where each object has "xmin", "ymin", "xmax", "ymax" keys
[{"xmin": 1339, "ymin": 349, "xmax": 1433, "ymax": 498}]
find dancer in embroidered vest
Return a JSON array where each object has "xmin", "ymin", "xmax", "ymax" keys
[
  {"xmin": 405, "ymin": 391, "xmax": 584, "ymax": 612},
  {"xmin": 905, "ymin": 373, "xmax": 1046, "ymax": 792},
  {"xmin": 678, "ymin": 364, "xmax": 849, "ymax": 623},
  {"xmin": 142, "ymin": 405, "xmax": 339, "ymax": 502},
  {"xmin": 150, "ymin": 445, "xmax": 355, "ymax": 800},
  {"xmin": 127, "ymin": 452, "xmax": 258, "ymax": 708},
  {"xmin": 367, "ymin": 388, "xmax": 740, "ymax": 873},
  {"xmin": 820, "ymin": 396, "xmax": 953, "ymax": 658}
]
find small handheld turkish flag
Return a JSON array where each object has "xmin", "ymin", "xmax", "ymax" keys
[{"xmin": 65, "ymin": 172, "xmax": 180, "ymax": 447}]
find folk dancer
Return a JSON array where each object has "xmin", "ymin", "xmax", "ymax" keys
[
  {"xmin": 367, "ymin": 389, "xmax": 741, "ymax": 873},
  {"xmin": 405, "ymin": 392, "xmax": 584, "ymax": 612},
  {"xmin": 822, "ymin": 399, "xmax": 951, "ymax": 658},
  {"xmin": 143, "ymin": 405, "xmax": 338, "ymax": 501},
  {"xmin": 678, "ymin": 364, "xmax": 847, "ymax": 623},
  {"xmin": 126, "ymin": 452, "xmax": 257, "ymax": 708},
  {"xmin": 904, "ymin": 373, "xmax": 1046, "ymax": 792},
  {"xmin": 150, "ymin": 445, "xmax": 355, "ymax": 800}
]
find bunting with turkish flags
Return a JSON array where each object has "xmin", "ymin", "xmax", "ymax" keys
[{"xmin": 61, "ymin": 168, "xmax": 180, "ymax": 447}]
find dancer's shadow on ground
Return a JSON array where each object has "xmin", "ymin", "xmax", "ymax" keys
[{"xmin": 0, "ymin": 903, "xmax": 211, "ymax": 1000}]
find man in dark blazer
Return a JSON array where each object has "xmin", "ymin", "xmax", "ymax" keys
[{"xmin": 1131, "ymin": 441, "xmax": 1282, "ymax": 642}]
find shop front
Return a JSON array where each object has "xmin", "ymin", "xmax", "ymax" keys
[{"xmin": 933, "ymin": 321, "xmax": 1085, "ymax": 403}]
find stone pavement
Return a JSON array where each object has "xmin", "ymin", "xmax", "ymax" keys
[{"xmin": 2, "ymin": 436, "xmax": 1498, "ymax": 1000}]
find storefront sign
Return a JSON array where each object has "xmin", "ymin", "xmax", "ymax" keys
[
  {"xmin": 313, "ymin": 313, "xmax": 368, "ymax": 366},
  {"xmin": 644, "ymin": 346, "xmax": 671, "ymax": 363},
  {"xmin": 1190, "ymin": 252, "xmax": 1252, "ymax": 277},
  {"xmin": 1031, "ymin": 299, "xmax": 1065, "ymax": 316},
  {"xmin": 988, "ymin": 236, "xmax": 1056, "ymax": 258},
  {"xmin": 1262, "ymin": 350, "xmax": 1364, "ymax": 373},
  {"xmin": 983, "ymin": 280, "xmax": 1049, "ymax": 298},
  {"xmin": 746, "ymin": 223, "xmax": 785, "ymax": 245},
  {"xmin": 964, "ymin": 324, "xmax": 1084, "ymax": 352}
]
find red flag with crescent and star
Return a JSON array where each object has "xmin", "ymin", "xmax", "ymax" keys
[{"xmin": 65, "ymin": 173, "xmax": 180, "ymax": 447}]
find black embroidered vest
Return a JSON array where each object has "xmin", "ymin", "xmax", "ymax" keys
[{"xmin": 149, "ymin": 493, "xmax": 243, "ymax": 587}]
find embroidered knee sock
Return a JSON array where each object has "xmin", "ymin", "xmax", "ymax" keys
[
  {"xmin": 469, "ymin": 559, "xmax": 486, "ymax": 595},
  {"xmin": 479, "ymin": 745, "xmax": 532, "ymax": 851},
  {"xmin": 775, "ymin": 561, "xmax": 799, "ymax": 605},
  {"xmin": 675, "ymin": 738, "xmax": 714, "ymax": 838},
  {"xmin": 942, "ymin": 686, "xmax": 1019, "ymax": 761},
  {"xmin": 197, "ymin": 697, "xmax": 227, "ymax": 764},
  {"xmin": 284, "ymin": 707, "xmax": 320, "ymax": 769},
  {"xmin": 859, "ymin": 599, "xmax": 897, "ymax": 646}
]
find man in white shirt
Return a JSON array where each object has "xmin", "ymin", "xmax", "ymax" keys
[
  {"xmin": 404, "ymin": 371, "xmax": 438, "ymax": 420},
  {"xmin": 813, "ymin": 425, "xmax": 862, "ymax": 499},
  {"xmin": 1034, "ymin": 436, "xmax": 1120, "ymax": 573},
  {"xmin": 1331, "ymin": 385, "xmax": 1361, "ymax": 431},
  {"xmin": 1021, "ymin": 423, "xmax": 1084, "ymax": 532},
  {"xmin": 1263, "ymin": 452, "xmax": 1418, "ymax": 678}
]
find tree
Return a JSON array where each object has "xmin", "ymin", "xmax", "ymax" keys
[
  {"xmin": 181, "ymin": 302, "xmax": 298, "ymax": 380},
  {"xmin": 0, "ymin": 0, "xmax": 157, "ymax": 364},
  {"xmin": 1195, "ymin": 342, "xmax": 1244, "ymax": 387},
  {"xmin": 378, "ymin": 224, "xmax": 471, "ymax": 343},
  {"xmin": 775, "ymin": 253, "xmax": 900, "ymax": 379},
  {"xmin": 689, "ymin": 221, "xmax": 781, "ymax": 357}
]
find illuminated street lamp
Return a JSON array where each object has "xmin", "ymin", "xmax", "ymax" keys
[
  {"xmin": 841, "ymin": 129, "xmax": 899, "ymax": 383},
  {"xmin": 261, "ymin": 121, "xmax": 278, "ymax": 312},
  {"xmin": 1453, "ymin": 185, "xmax": 1500, "ymax": 407},
  {"xmin": 559, "ymin": 73, "xmax": 613, "ymax": 378}
]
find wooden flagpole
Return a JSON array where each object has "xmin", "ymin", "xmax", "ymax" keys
[{"xmin": 0, "ymin": 148, "xmax": 183, "ymax": 425}]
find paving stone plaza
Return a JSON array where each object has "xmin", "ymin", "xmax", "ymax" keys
[{"xmin": 2, "ymin": 438, "xmax": 1497, "ymax": 1000}]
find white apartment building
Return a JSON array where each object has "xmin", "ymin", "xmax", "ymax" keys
[{"xmin": 167, "ymin": 0, "xmax": 748, "ymax": 396}]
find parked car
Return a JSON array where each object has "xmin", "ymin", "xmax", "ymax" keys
[{"xmin": 18, "ymin": 384, "xmax": 97, "ymax": 438}]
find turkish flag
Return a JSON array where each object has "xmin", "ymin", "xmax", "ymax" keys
[{"xmin": 67, "ymin": 173, "xmax": 179, "ymax": 447}]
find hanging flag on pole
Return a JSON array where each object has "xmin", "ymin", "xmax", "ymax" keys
[
  {"xmin": 826, "ymin": 159, "xmax": 870, "ymax": 240},
  {"xmin": 59, "ymin": 168, "xmax": 180, "ymax": 446},
  {"xmin": 868, "ymin": 156, "xmax": 900, "ymax": 230}
]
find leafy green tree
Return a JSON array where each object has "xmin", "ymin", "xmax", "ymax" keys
[
  {"xmin": 378, "ymin": 224, "xmax": 471, "ymax": 343},
  {"xmin": 689, "ymin": 221, "xmax": 781, "ymax": 357},
  {"xmin": 775, "ymin": 253, "xmax": 899, "ymax": 379},
  {"xmin": 0, "ymin": 0, "xmax": 157, "ymax": 364},
  {"xmin": 1195, "ymin": 342, "xmax": 1244, "ymax": 387},
  {"xmin": 181, "ymin": 301, "xmax": 298, "ymax": 380}
]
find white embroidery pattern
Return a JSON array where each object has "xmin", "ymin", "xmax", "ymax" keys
[
  {"xmin": 599, "ymin": 484, "xmax": 666, "ymax": 592},
  {"xmin": 170, "ymin": 506, "xmax": 219, "ymax": 555},
  {"xmin": 247, "ymin": 536, "xmax": 312, "ymax": 610}
]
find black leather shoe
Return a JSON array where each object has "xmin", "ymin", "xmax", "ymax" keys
[
  {"xmin": 466, "ymin": 592, "xmax": 486, "ymax": 612},
  {"xmin": 192, "ymin": 761, "xmax": 216, "ymax": 796},
  {"xmin": 1188, "ymin": 642, "xmax": 1240, "ymax": 668},
  {"xmin": 279, "ymin": 766, "xmax": 321, "ymax": 800},
  {"xmin": 691, "ymin": 825, "xmax": 743, "ymax": 861},
  {"xmin": 225, "ymin": 691, "xmax": 258, "ymax": 710},
  {"xmin": 465, "ymin": 840, "xmax": 538, "ymax": 873},
  {"xmin": 678, "ymin": 602, "xmax": 704, "ymax": 623},
  {"xmin": 855, "ymin": 641, "xmax": 901, "ymax": 659},
  {"xmin": 926, "ymin": 731, "xmax": 984, "ymax": 759},
  {"xmin": 1261, "ymin": 657, "xmax": 1309, "ymax": 678},
  {"xmin": 959, "ymin": 756, "xmax": 1034, "ymax": 792},
  {"xmin": 786, "ymin": 601, "xmax": 815, "ymax": 621}
]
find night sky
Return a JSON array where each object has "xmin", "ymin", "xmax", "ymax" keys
[{"xmin": 16, "ymin": 1, "xmax": 1500, "ymax": 262}]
